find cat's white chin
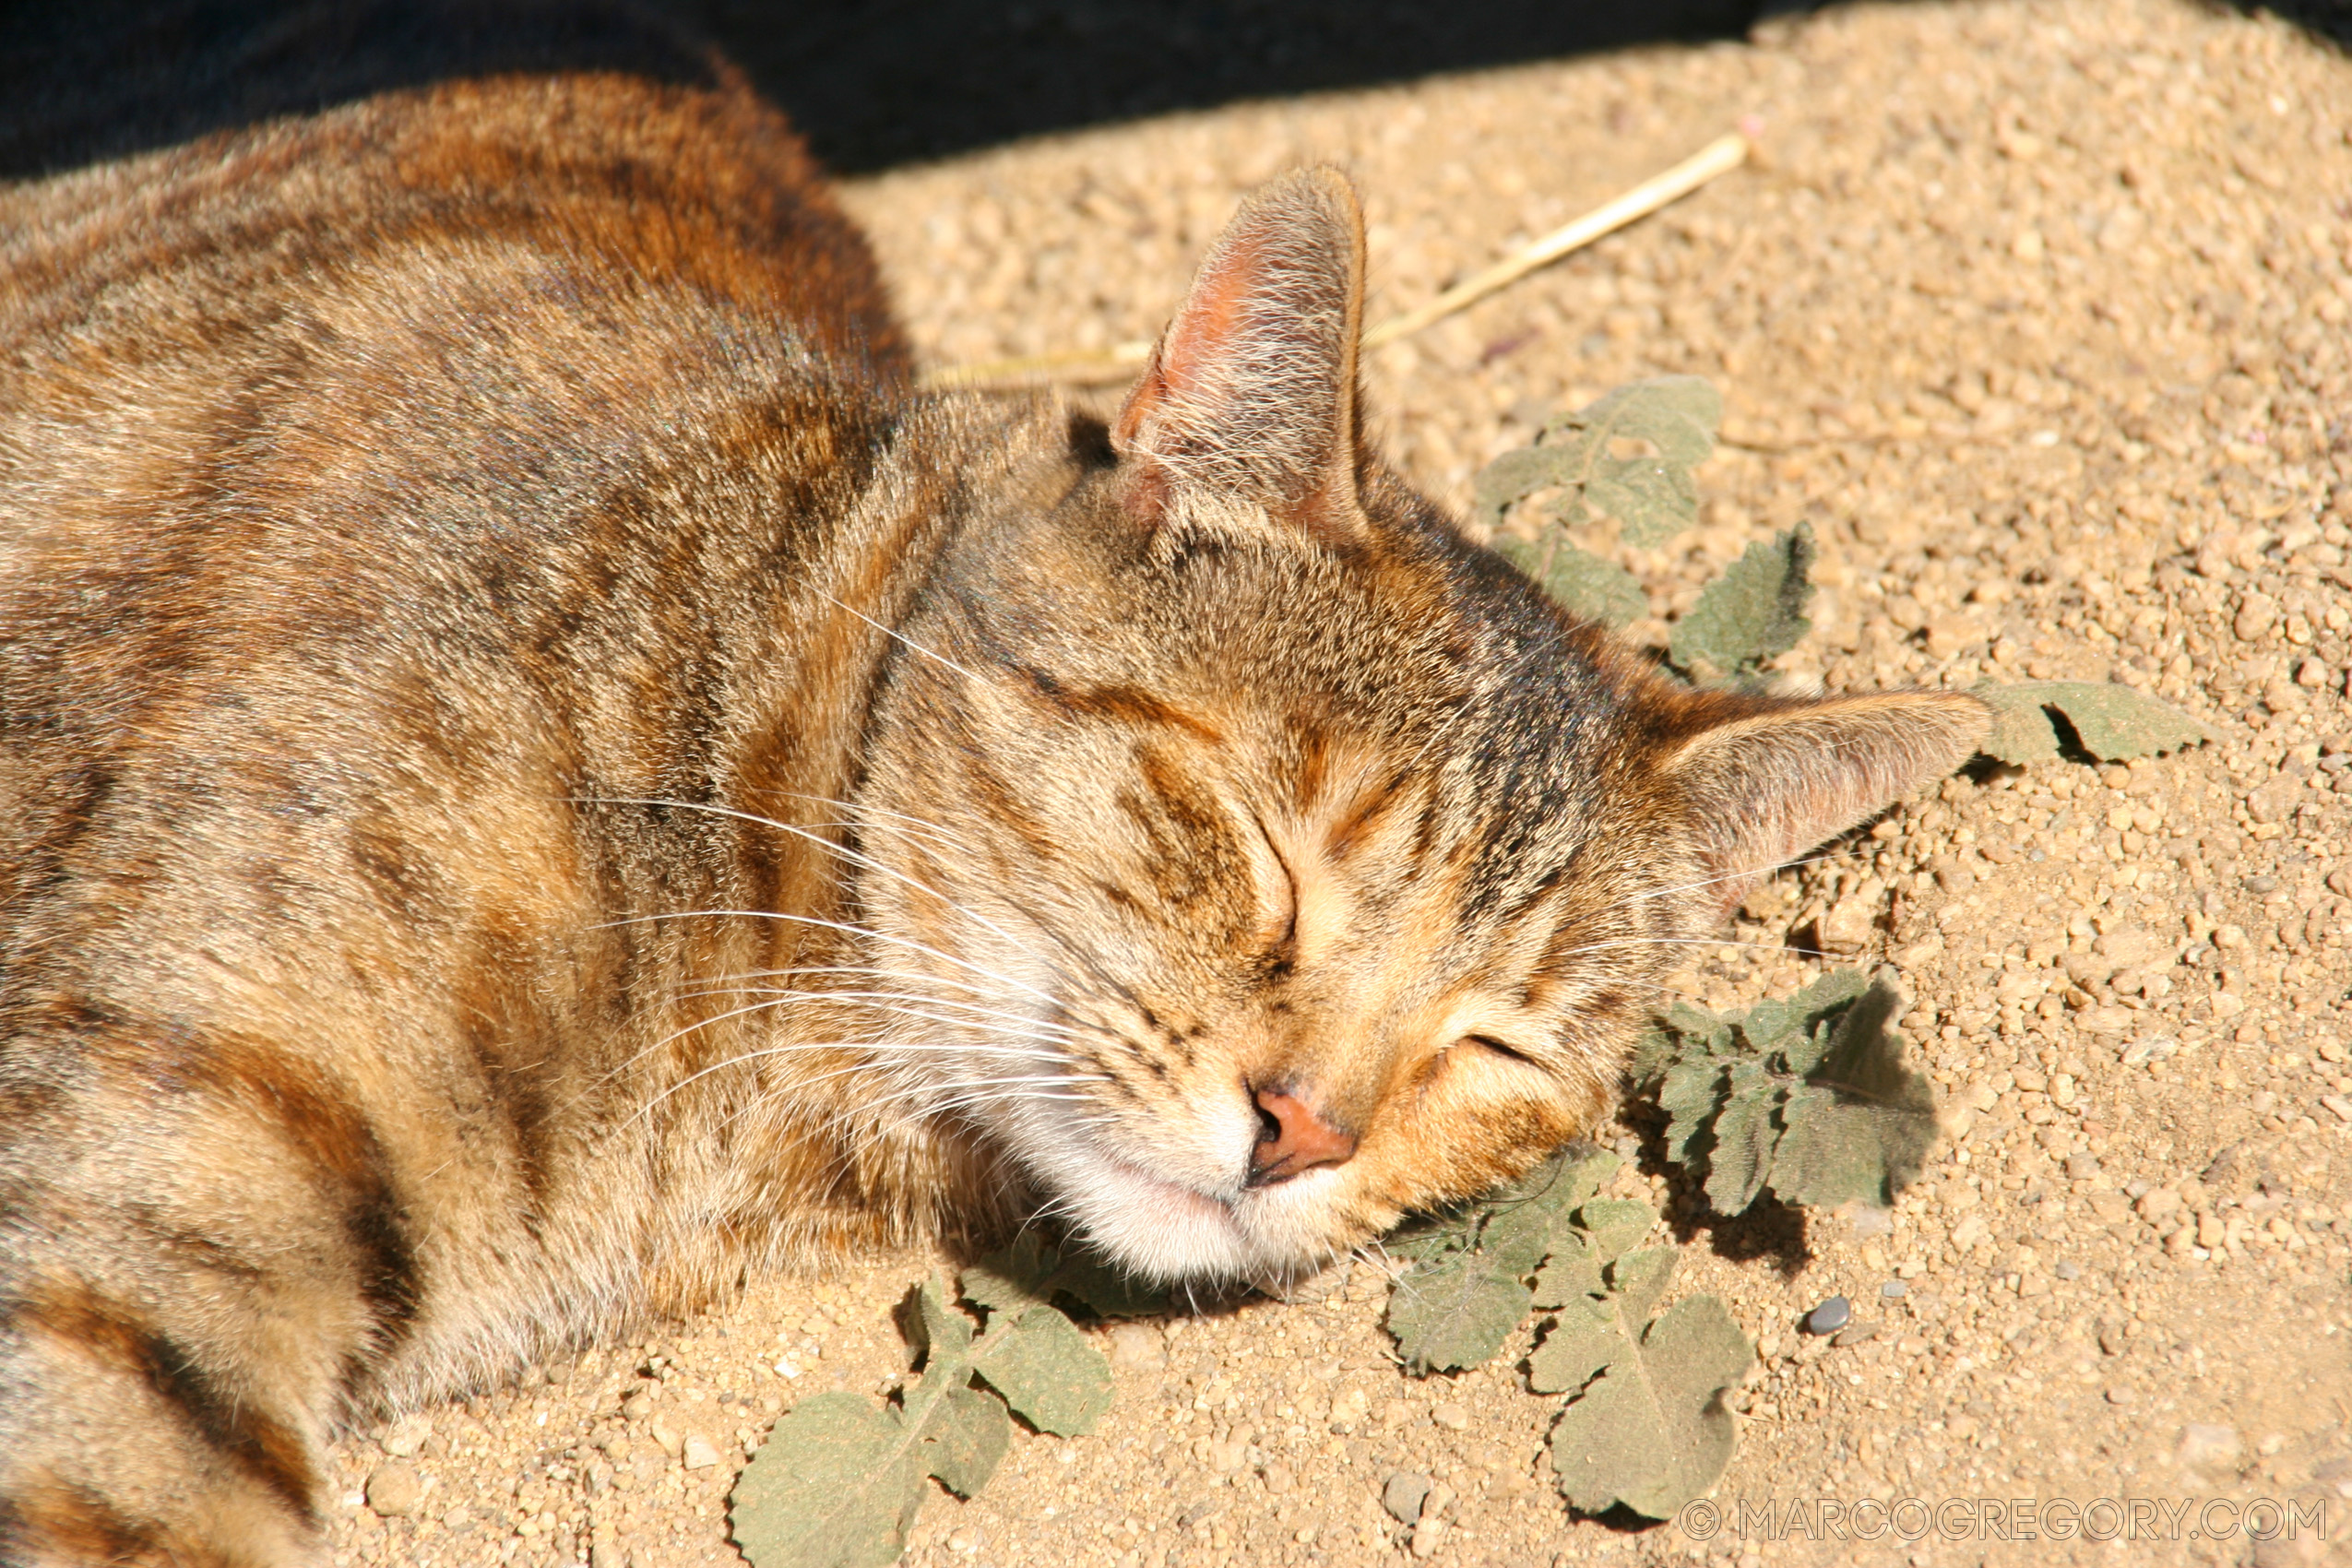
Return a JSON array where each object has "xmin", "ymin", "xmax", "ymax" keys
[{"xmin": 1050, "ymin": 1149, "xmax": 1348, "ymax": 1284}]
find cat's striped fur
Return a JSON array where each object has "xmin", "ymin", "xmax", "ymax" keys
[{"xmin": 0, "ymin": 59, "xmax": 1985, "ymax": 1567}]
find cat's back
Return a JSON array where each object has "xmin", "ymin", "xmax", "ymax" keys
[
  {"xmin": 0, "ymin": 68, "xmax": 906, "ymax": 395},
  {"xmin": 0, "ymin": 65, "xmax": 916, "ymax": 996},
  {"xmin": 0, "ymin": 64, "xmax": 909, "ymax": 604}
]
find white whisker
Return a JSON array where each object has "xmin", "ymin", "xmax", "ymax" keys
[
  {"xmin": 1620, "ymin": 848, "xmax": 1852, "ymax": 906},
  {"xmin": 1558, "ymin": 936, "xmax": 1824, "ymax": 959},
  {"xmin": 669, "ymin": 984, "xmax": 1083, "ymax": 1045},
  {"xmin": 814, "ymin": 590, "xmax": 990, "ymax": 684},
  {"xmin": 569, "ymin": 796, "xmax": 1035, "ymax": 959},
  {"xmin": 588, "ymin": 909, "xmax": 1058, "ymax": 1004}
]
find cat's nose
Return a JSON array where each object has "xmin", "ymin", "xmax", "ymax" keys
[{"xmin": 1248, "ymin": 1087, "xmax": 1359, "ymax": 1185}]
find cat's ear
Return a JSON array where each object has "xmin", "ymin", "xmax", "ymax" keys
[
  {"xmin": 1111, "ymin": 168, "xmax": 1367, "ymax": 538},
  {"xmin": 1660, "ymin": 690, "xmax": 1990, "ymax": 919}
]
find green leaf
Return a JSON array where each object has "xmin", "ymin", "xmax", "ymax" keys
[
  {"xmin": 1529, "ymin": 1229, "xmax": 1605, "ymax": 1310},
  {"xmin": 1626, "ymin": 1018, "xmax": 1679, "ymax": 1088},
  {"xmin": 1550, "ymin": 1294, "xmax": 1752, "ymax": 1518},
  {"xmin": 731, "ymin": 1393, "xmax": 928, "ymax": 1568},
  {"xmin": 1385, "ymin": 1146, "xmax": 1617, "ymax": 1263},
  {"xmin": 1605, "ymin": 1247, "xmax": 1679, "ymax": 1324},
  {"xmin": 961, "ymin": 1237, "xmax": 1170, "ymax": 1323},
  {"xmin": 1697, "ymin": 1064, "xmax": 1778, "ymax": 1215},
  {"xmin": 1495, "ymin": 538, "xmax": 1650, "ymax": 627},
  {"xmin": 1531, "ymin": 1147, "xmax": 1625, "ymax": 1216},
  {"xmin": 1978, "ymin": 681, "xmax": 2214, "ymax": 765},
  {"xmin": 909, "ymin": 1277, "xmax": 975, "ymax": 1364},
  {"xmin": 1556, "ymin": 377, "xmax": 1726, "ymax": 546},
  {"xmin": 1472, "ymin": 377, "xmax": 1722, "ymax": 546},
  {"xmin": 1526, "ymin": 1307, "xmax": 1623, "ymax": 1395},
  {"xmin": 1472, "ymin": 445, "xmax": 1574, "ymax": 531},
  {"xmin": 735, "ymin": 1277, "xmax": 1026, "ymax": 1566},
  {"xmin": 1733, "ymin": 967, "xmax": 1869, "ymax": 1056},
  {"xmin": 1634, "ymin": 967, "xmax": 1937, "ymax": 1218},
  {"xmin": 1046, "ymin": 1249, "xmax": 1171, "ymax": 1319},
  {"xmin": 959, "ymin": 1235, "xmax": 1056, "ymax": 1319},
  {"xmin": 1978, "ymin": 685, "xmax": 2064, "ymax": 765},
  {"xmin": 1764, "ymin": 975, "xmax": 1939, "ymax": 1209},
  {"xmin": 1381, "ymin": 1218, "xmax": 1476, "ymax": 1263},
  {"xmin": 1658, "ymin": 1059, "xmax": 1728, "ymax": 1169},
  {"xmin": 1665, "ymin": 1000, "xmax": 1730, "ymax": 1045},
  {"xmin": 921, "ymin": 1385, "xmax": 1011, "ymax": 1498},
  {"xmin": 1669, "ymin": 522, "xmax": 1817, "ymax": 676},
  {"xmin": 1573, "ymin": 1199, "xmax": 1655, "ymax": 1264},
  {"xmin": 1385, "ymin": 1241, "xmax": 1541, "ymax": 1375},
  {"xmin": 970, "ymin": 1304, "xmax": 1114, "ymax": 1436},
  {"xmin": 1382, "ymin": 1146, "xmax": 1623, "ymax": 1372}
]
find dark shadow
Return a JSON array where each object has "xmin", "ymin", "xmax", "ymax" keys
[
  {"xmin": 0, "ymin": 0, "xmax": 1780, "ymax": 181},
  {"xmin": 692, "ymin": 0, "xmax": 1771, "ymax": 173},
  {"xmin": 0, "ymin": 0, "xmax": 1794, "ymax": 181},
  {"xmin": 2207, "ymin": 0, "xmax": 2352, "ymax": 54},
  {"xmin": 0, "ymin": 0, "xmax": 728, "ymax": 180},
  {"xmin": 10, "ymin": 0, "xmax": 2346, "ymax": 183},
  {"xmin": 1617, "ymin": 1098, "xmax": 1815, "ymax": 1277}
]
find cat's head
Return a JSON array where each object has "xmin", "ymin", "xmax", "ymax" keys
[{"xmin": 852, "ymin": 171, "xmax": 1986, "ymax": 1283}]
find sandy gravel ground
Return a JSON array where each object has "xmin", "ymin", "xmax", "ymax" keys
[{"xmin": 320, "ymin": 2, "xmax": 2352, "ymax": 1564}]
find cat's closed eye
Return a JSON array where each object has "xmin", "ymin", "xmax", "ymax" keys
[{"xmin": 1459, "ymin": 1033, "xmax": 1543, "ymax": 1069}]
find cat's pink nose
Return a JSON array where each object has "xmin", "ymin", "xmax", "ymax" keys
[{"xmin": 1250, "ymin": 1088, "xmax": 1359, "ymax": 1184}]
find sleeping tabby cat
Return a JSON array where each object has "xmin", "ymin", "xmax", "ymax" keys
[{"xmin": 0, "ymin": 50, "xmax": 1986, "ymax": 1567}]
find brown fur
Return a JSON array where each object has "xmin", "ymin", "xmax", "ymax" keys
[{"xmin": 0, "ymin": 62, "xmax": 1984, "ymax": 1567}]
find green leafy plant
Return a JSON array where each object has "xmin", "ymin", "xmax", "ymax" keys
[
  {"xmin": 1379, "ymin": 1148, "xmax": 1753, "ymax": 1520},
  {"xmin": 1474, "ymin": 375, "xmax": 1723, "ymax": 547},
  {"xmin": 1536, "ymin": 1247, "xmax": 1752, "ymax": 1520},
  {"xmin": 1668, "ymin": 522, "xmax": 1816, "ymax": 678},
  {"xmin": 1478, "ymin": 382, "xmax": 2217, "ymax": 754},
  {"xmin": 1414, "ymin": 385, "xmax": 2220, "ymax": 1527},
  {"xmin": 1383, "ymin": 1146, "xmax": 1623, "ymax": 1374},
  {"xmin": 1375, "ymin": 973, "xmax": 1932, "ymax": 1520},
  {"xmin": 1635, "ymin": 967, "xmax": 1939, "ymax": 1215},
  {"xmin": 731, "ymin": 1258, "xmax": 1117, "ymax": 1568},
  {"xmin": 1478, "ymin": 376, "xmax": 1720, "ymax": 632}
]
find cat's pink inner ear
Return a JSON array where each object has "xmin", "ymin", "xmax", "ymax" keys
[
  {"xmin": 1111, "ymin": 168, "xmax": 1368, "ymax": 535},
  {"xmin": 1660, "ymin": 690, "xmax": 1990, "ymax": 921}
]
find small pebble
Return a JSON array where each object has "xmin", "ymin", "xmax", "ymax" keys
[
  {"xmin": 364, "ymin": 1462, "xmax": 422, "ymax": 1519},
  {"xmin": 681, "ymin": 1434, "xmax": 721, "ymax": 1470},
  {"xmin": 2053, "ymin": 1259, "xmax": 2081, "ymax": 1281},
  {"xmin": 1879, "ymin": 1279, "xmax": 1908, "ymax": 1299},
  {"xmin": 1430, "ymin": 1401, "xmax": 1469, "ymax": 1431},
  {"xmin": 2179, "ymin": 1424, "xmax": 2241, "ymax": 1467},
  {"xmin": 1106, "ymin": 1322, "xmax": 1165, "ymax": 1373},
  {"xmin": 1383, "ymin": 1470, "xmax": 1434, "ymax": 1524},
  {"xmin": 1803, "ymin": 1296, "xmax": 1851, "ymax": 1336},
  {"xmin": 378, "ymin": 1414, "xmax": 430, "ymax": 1458}
]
